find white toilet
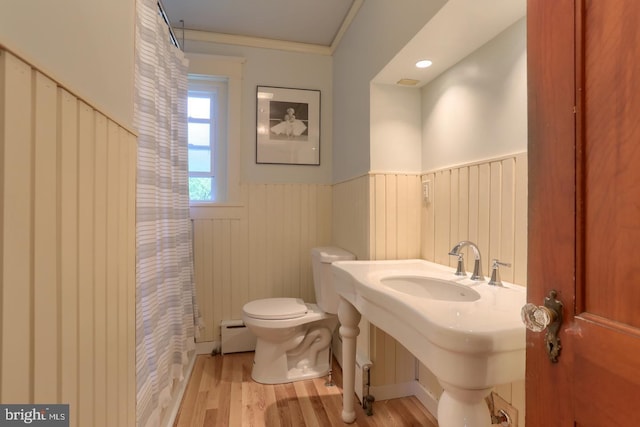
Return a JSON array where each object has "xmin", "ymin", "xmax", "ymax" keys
[{"xmin": 242, "ymin": 246, "xmax": 355, "ymax": 384}]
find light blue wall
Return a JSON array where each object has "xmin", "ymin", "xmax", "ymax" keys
[
  {"xmin": 183, "ymin": 41, "xmax": 333, "ymax": 184},
  {"xmin": 0, "ymin": 0, "xmax": 135, "ymax": 128},
  {"xmin": 421, "ymin": 18, "xmax": 527, "ymax": 171},
  {"xmin": 370, "ymin": 84, "xmax": 423, "ymax": 173},
  {"xmin": 179, "ymin": 2, "xmax": 526, "ymax": 184},
  {"xmin": 332, "ymin": 0, "xmax": 446, "ymax": 183}
]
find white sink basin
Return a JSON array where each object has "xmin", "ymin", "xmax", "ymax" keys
[
  {"xmin": 331, "ymin": 259, "xmax": 526, "ymax": 427},
  {"xmin": 380, "ymin": 275, "xmax": 481, "ymax": 302}
]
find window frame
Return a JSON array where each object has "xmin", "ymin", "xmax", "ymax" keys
[
  {"xmin": 187, "ymin": 76, "xmax": 228, "ymax": 203},
  {"xmin": 185, "ymin": 53, "xmax": 243, "ymax": 211}
]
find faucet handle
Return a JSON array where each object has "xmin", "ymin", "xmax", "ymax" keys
[
  {"xmin": 488, "ymin": 259, "xmax": 511, "ymax": 286},
  {"xmin": 492, "ymin": 259, "xmax": 511, "ymax": 269},
  {"xmin": 450, "ymin": 253, "xmax": 466, "ymax": 276}
]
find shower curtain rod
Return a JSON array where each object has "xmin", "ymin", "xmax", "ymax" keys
[{"xmin": 157, "ymin": 0, "xmax": 181, "ymax": 50}]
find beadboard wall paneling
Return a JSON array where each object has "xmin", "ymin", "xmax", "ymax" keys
[
  {"xmin": 331, "ymin": 175, "xmax": 369, "ymax": 260},
  {"xmin": 331, "ymin": 175, "xmax": 372, "ymax": 364},
  {"xmin": 367, "ymin": 173, "xmax": 423, "ymax": 387},
  {"xmin": 369, "ymin": 173, "xmax": 422, "ymax": 261},
  {"xmin": 191, "ymin": 183, "xmax": 332, "ymax": 342},
  {"xmin": 421, "ymin": 153, "xmax": 528, "ymax": 284},
  {"xmin": 331, "ymin": 172, "xmax": 423, "ymax": 385},
  {"xmin": 0, "ymin": 50, "xmax": 136, "ymax": 427}
]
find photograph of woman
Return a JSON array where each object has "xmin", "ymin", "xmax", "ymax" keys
[
  {"xmin": 268, "ymin": 102, "xmax": 309, "ymax": 140},
  {"xmin": 256, "ymin": 85, "xmax": 320, "ymax": 165}
]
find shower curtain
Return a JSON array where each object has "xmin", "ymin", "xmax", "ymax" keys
[{"xmin": 134, "ymin": 0, "xmax": 200, "ymax": 426}]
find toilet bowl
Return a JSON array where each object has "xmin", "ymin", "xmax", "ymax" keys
[{"xmin": 242, "ymin": 247, "xmax": 355, "ymax": 384}]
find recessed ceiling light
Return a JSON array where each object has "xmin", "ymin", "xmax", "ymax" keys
[{"xmin": 415, "ymin": 60, "xmax": 433, "ymax": 69}]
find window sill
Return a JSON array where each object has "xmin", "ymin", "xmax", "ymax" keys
[
  {"xmin": 189, "ymin": 201, "xmax": 244, "ymax": 208},
  {"xmin": 189, "ymin": 202, "xmax": 246, "ymax": 220}
]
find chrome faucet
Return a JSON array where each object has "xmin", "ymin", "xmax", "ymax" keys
[
  {"xmin": 488, "ymin": 259, "xmax": 511, "ymax": 287},
  {"xmin": 452, "ymin": 253, "xmax": 466, "ymax": 277},
  {"xmin": 448, "ymin": 241, "xmax": 484, "ymax": 281}
]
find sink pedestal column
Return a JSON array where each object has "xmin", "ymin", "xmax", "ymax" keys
[
  {"xmin": 337, "ymin": 297, "xmax": 361, "ymax": 423},
  {"xmin": 437, "ymin": 381, "xmax": 493, "ymax": 427}
]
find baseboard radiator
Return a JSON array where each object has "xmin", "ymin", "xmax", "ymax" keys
[{"xmin": 220, "ymin": 320, "xmax": 256, "ymax": 354}]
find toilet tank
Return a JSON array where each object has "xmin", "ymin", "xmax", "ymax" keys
[{"xmin": 311, "ymin": 247, "xmax": 355, "ymax": 314}]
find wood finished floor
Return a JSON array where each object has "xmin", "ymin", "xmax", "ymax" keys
[{"xmin": 174, "ymin": 352, "xmax": 439, "ymax": 427}]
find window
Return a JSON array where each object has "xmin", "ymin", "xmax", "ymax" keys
[
  {"xmin": 188, "ymin": 76, "xmax": 228, "ymax": 202},
  {"xmin": 185, "ymin": 53, "xmax": 242, "ymax": 206}
]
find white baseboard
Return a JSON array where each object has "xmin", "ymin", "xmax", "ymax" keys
[
  {"xmin": 161, "ymin": 340, "xmax": 221, "ymax": 427},
  {"xmin": 195, "ymin": 340, "xmax": 220, "ymax": 355},
  {"xmin": 370, "ymin": 380, "xmax": 415, "ymax": 401},
  {"xmin": 370, "ymin": 380, "xmax": 438, "ymax": 420},
  {"xmin": 161, "ymin": 350, "xmax": 198, "ymax": 427},
  {"xmin": 410, "ymin": 380, "xmax": 439, "ymax": 420}
]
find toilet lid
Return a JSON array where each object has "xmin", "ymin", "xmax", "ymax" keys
[{"xmin": 243, "ymin": 298, "xmax": 308, "ymax": 320}]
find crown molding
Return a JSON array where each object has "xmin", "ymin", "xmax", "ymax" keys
[
  {"xmin": 178, "ymin": 0, "xmax": 363, "ymax": 56},
  {"xmin": 331, "ymin": 0, "xmax": 363, "ymax": 53},
  {"xmin": 179, "ymin": 29, "xmax": 332, "ymax": 55}
]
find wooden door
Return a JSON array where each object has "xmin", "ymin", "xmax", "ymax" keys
[{"xmin": 527, "ymin": 0, "xmax": 640, "ymax": 425}]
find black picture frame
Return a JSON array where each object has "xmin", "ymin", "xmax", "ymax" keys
[{"xmin": 256, "ymin": 85, "xmax": 321, "ymax": 165}]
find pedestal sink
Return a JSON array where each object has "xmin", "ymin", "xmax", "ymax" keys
[{"xmin": 331, "ymin": 259, "xmax": 526, "ymax": 427}]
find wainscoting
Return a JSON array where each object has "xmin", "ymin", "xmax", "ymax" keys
[
  {"xmin": 333, "ymin": 173, "xmax": 424, "ymax": 389},
  {"xmin": 369, "ymin": 173, "xmax": 422, "ymax": 261},
  {"xmin": 368, "ymin": 173, "xmax": 423, "ymax": 388},
  {"xmin": 191, "ymin": 183, "xmax": 332, "ymax": 342},
  {"xmin": 332, "ymin": 174, "xmax": 369, "ymax": 260},
  {"xmin": 422, "ymin": 153, "xmax": 528, "ymax": 285},
  {"xmin": 0, "ymin": 48, "xmax": 136, "ymax": 426}
]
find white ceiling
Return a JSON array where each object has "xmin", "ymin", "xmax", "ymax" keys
[{"xmin": 161, "ymin": 0, "xmax": 526, "ymax": 88}]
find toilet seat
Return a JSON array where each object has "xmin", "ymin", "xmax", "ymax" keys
[{"xmin": 243, "ymin": 297, "xmax": 308, "ymax": 320}]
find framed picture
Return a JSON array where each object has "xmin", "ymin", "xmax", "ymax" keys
[{"xmin": 256, "ymin": 86, "xmax": 320, "ymax": 165}]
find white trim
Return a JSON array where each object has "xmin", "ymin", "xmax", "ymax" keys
[
  {"xmin": 423, "ymin": 150, "xmax": 527, "ymax": 175},
  {"xmin": 368, "ymin": 170, "xmax": 423, "ymax": 176},
  {"xmin": 180, "ymin": 29, "xmax": 332, "ymax": 56},
  {"xmin": 161, "ymin": 341, "xmax": 219, "ymax": 427},
  {"xmin": 330, "ymin": 0, "xmax": 364, "ymax": 53},
  {"xmin": 189, "ymin": 205, "xmax": 246, "ymax": 220},
  {"xmin": 370, "ymin": 380, "xmax": 439, "ymax": 421},
  {"xmin": 196, "ymin": 340, "xmax": 220, "ymax": 355},
  {"xmin": 333, "ymin": 152, "xmax": 528, "ymax": 186},
  {"xmin": 160, "ymin": 351, "xmax": 198, "ymax": 427},
  {"xmin": 184, "ymin": 53, "xmax": 243, "ymax": 204},
  {"xmin": 176, "ymin": 0, "xmax": 363, "ymax": 56},
  {"xmin": 332, "ymin": 173, "xmax": 369, "ymax": 187},
  {"xmin": 370, "ymin": 380, "xmax": 415, "ymax": 401},
  {"xmin": 410, "ymin": 380, "xmax": 440, "ymax": 421}
]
